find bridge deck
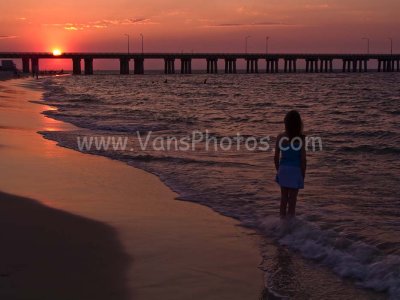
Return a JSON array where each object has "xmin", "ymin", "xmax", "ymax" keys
[
  {"xmin": 0, "ymin": 52, "xmax": 399, "ymax": 60},
  {"xmin": 2, "ymin": 52, "xmax": 399, "ymax": 74}
]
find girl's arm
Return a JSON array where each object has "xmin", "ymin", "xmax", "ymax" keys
[
  {"xmin": 301, "ymin": 136, "xmax": 307, "ymax": 179},
  {"xmin": 274, "ymin": 134, "xmax": 281, "ymax": 171}
]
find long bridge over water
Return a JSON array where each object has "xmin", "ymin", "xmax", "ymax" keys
[{"xmin": 1, "ymin": 52, "xmax": 399, "ymax": 75}]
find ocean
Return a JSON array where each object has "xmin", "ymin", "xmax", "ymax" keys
[{"xmin": 38, "ymin": 72, "xmax": 400, "ymax": 299}]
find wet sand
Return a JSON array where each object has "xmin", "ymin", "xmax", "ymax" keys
[{"xmin": 0, "ymin": 78, "xmax": 264, "ymax": 299}]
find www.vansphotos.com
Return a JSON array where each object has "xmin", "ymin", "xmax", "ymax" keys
[{"xmin": 76, "ymin": 130, "xmax": 323, "ymax": 152}]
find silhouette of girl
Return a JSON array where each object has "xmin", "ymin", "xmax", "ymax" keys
[{"xmin": 274, "ymin": 110, "xmax": 307, "ymax": 217}]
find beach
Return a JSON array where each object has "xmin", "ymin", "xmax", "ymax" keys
[
  {"xmin": 2, "ymin": 0, "xmax": 399, "ymax": 297},
  {"xmin": 0, "ymin": 78, "xmax": 264, "ymax": 299}
]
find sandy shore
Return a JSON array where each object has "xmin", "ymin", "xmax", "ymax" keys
[{"xmin": 0, "ymin": 78, "xmax": 264, "ymax": 299}]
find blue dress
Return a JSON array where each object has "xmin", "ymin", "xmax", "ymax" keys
[{"xmin": 276, "ymin": 142, "xmax": 304, "ymax": 189}]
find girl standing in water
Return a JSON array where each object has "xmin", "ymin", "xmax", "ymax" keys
[{"xmin": 274, "ymin": 110, "xmax": 307, "ymax": 218}]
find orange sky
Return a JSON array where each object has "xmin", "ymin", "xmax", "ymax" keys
[{"xmin": 1, "ymin": 0, "xmax": 399, "ymax": 69}]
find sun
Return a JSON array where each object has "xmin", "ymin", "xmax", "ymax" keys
[{"xmin": 52, "ymin": 49, "xmax": 62, "ymax": 56}]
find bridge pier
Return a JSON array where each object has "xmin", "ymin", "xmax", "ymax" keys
[
  {"xmin": 306, "ymin": 59, "xmax": 318, "ymax": 73},
  {"xmin": 384, "ymin": 59, "xmax": 389, "ymax": 71},
  {"xmin": 207, "ymin": 58, "xmax": 218, "ymax": 74},
  {"xmin": 134, "ymin": 58, "xmax": 144, "ymax": 74},
  {"xmin": 224, "ymin": 59, "xmax": 236, "ymax": 73},
  {"xmin": 72, "ymin": 57, "xmax": 81, "ymax": 75},
  {"xmin": 342, "ymin": 59, "xmax": 367, "ymax": 72},
  {"xmin": 180, "ymin": 58, "xmax": 192, "ymax": 74},
  {"xmin": 31, "ymin": 57, "xmax": 39, "ymax": 76},
  {"xmin": 319, "ymin": 59, "xmax": 333, "ymax": 72},
  {"xmin": 119, "ymin": 58, "xmax": 130, "ymax": 75},
  {"xmin": 224, "ymin": 59, "xmax": 229, "ymax": 73},
  {"xmin": 378, "ymin": 59, "xmax": 387, "ymax": 72},
  {"xmin": 379, "ymin": 58, "xmax": 399, "ymax": 72},
  {"xmin": 346, "ymin": 60, "xmax": 351, "ymax": 72},
  {"xmin": 246, "ymin": 58, "xmax": 258, "ymax": 73},
  {"xmin": 390, "ymin": 59, "xmax": 394, "ymax": 71},
  {"xmin": 266, "ymin": 59, "xmax": 278, "ymax": 73},
  {"xmin": 354, "ymin": 60, "xmax": 359, "ymax": 72},
  {"xmin": 164, "ymin": 58, "xmax": 175, "ymax": 74},
  {"xmin": 284, "ymin": 59, "xmax": 297, "ymax": 73},
  {"xmin": 84, "ymin": 58, "xmax": 93, "ymax": 75},
  {"xmin": 342, "ymin": 59, "xmax": 350, "ymax": 72},
  {"xmin": 305, "ymin": 59, "xmax": 312, "ymax": 72},
  {"xmin": 357, "ymin": 59, "xmax": 368, "ymax": 72},
  {"xmin": 362, "ymin": 60, "xmax": 368, "ymax": 72},
  {"xmin": 22, "ymin": 58, "xmax": 30, "ymax": 73},
  {"xmin": 383, "ymin": 59, "xmax": 389, "ymax": 72},
  {"xmin": 292, "ymin": 59, "xmax": 297, "ymax": 72}
]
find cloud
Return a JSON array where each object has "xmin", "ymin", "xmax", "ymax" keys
[
  {"xmin": 206, "ymin": 21, "xmax": 297, "ymax": 27},
  {"xmin": 64, "ymin": 26, "xmax": 80, "ymax": 31},
  {"xmin": 163, "ymin": 9, "xmax": 186, "ymax": 16},
  {"xmin": 45, "ymin": 18, "xmax": 157, "ymax": 31},
  {"xmin": 304, "ymin": 4, "xmax": 330, "ymax": 10},
  {"xmin": 236, "ymin": 6, "xmax": 268, "ymax": 16},
  {"xmin": 93, "ymin": 18, "xmax": 153, "ymax": 26},
  {"xmin": 0, "ymin": 35, "xmax": 18, "ymax": 39}
]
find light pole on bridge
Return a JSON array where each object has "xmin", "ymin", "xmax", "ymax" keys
[
  {"xmin": 362, "ymin": 37, "xmax": 370, "ymax": 54},
  {"xmin": 266, "ymin": 36, "xmax": 270, "ymax": 54},
  {"xmin": 388, "ymin": 37, "xmax": 393, "ymax": 55},
  {"xmin": 140, "ymin": 33, "xmax": 144, "ymax": 54},
  {"xmin": 245, "ymin": 36, "xmax": 251, "ymax": 54},
  {"xmin": 124, "ymin": 34, "xmax": 130, "ymax": 54}
]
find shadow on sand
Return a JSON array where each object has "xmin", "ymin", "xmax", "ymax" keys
[{"xmin": 0, "ymin": 191, "xmax": 131, "ymax": 300}]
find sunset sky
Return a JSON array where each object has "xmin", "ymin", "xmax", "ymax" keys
[{"xmin": 1, "ymin": 0, "xmax": 399, "ymax": 69}]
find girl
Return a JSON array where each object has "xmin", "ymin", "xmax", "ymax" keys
[{"xmin": 274, "ymin": 110, "xmax": 307, "ymax": 218}]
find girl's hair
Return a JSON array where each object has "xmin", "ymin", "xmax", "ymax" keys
[{"xmin": 284, "ymin": 110, "xmax": 303, "ymax": 139}]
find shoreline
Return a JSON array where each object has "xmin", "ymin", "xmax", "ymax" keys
[{"xmin": 0, "ymin": 78, "xmax": 264, "ymax": 298}]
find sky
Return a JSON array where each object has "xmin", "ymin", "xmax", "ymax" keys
[{"xmin": 1, "ymin": 0, "xmax": 399, "ymax": 69}]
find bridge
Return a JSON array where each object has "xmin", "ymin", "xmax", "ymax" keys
[{"xmin": 1, "ymin": 52, "xmax": 399, "ymax": 75}]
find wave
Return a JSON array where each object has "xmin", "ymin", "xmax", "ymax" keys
[
  {"xmin": 258, "ymin": 216, "xmax": 400, "ymax": 299},
  {"xmin": 125, "ymin": 154, "xmax": 256, "ymax": 168},
  {"xmin": 39, "ymin": 131, "xmax": 257, "ymax": 169},
  {"xmin": 388, "ymin": 110, "xmax": 400, "ymax": 115},
  {"xmin": 330, "ymin": 130, "xmax": 398, "ymax": 139},
  {"xmin": 337, "ymin": 145, "xmax": 400, "ymax": 155}
]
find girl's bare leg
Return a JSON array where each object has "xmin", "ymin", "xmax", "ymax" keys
[
  {"xmin": 287, "ymin": 188, "xmax": 298, "ymax": 217},
  {"xmin": 280, "ymin": 187, "xmax": 289, "ymax": 218}
]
